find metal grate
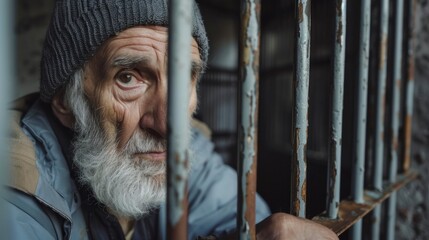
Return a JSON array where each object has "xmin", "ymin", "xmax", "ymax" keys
[{"xmin": 166, "ymin": 0, "xmax": 418, "ymax": 239}]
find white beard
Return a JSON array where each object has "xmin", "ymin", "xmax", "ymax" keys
[
  {"xmin": 65, "ymin": 71, "xmax": 172, "ymax": 218},
  {"xmin": 73, "ymin": 125, "xmax": 167, "ymax": 218}
]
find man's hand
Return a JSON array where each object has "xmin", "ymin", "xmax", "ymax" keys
[
  {"xmin": 220, "ymin": 212, "xmax": 338, "ymax": 240},
  {"xmin": 255, "ymin": 213, "xmax": 338, "ymax": 240}
]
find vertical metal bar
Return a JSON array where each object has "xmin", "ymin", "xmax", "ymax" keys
[
  {"xmin": 386, "ymin": 0, "xmax": 404, "ymax": 239},
  {"xmin": 351, "ymin": 0, "xmax": 371, "ymax": 238},
  {"xmin": 326, "ymin": 0, "xmax": 347, "ymax": 219},
  {"xmin": 0, "ymin": 1, "xmax": 14, "ymax": 239},
  {"xmin": 371, "ymin": 0, "xmax": 390, "ymax": 238},
  {"xmin": 291, "ymin": 0, "xmax": 311, "ymax": 218},
  {"xmin": 167, "ymin": 0, "xmax": 193, "ymax": 239},
  {"xmin": 402, "ymin": 0, "xmax": 417, "ymax": 172},
  {"xmin": 237, "ymin": 0, "xmax": 261, "ymax": 239}
]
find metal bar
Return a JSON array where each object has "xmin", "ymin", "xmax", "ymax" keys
[
  {"xmin": 313, "ymin": 170, "xmax": 418, "ymax": 236},
  {"xmin": 386, "ymin": 0, "xmax": 405, "ymax": 238},
  {"xmin": 402, "ymin": 0, "xmax": 417, "ymax": 172},
  {"xmin": 350, "ymin": 0, "xmax": 371, "ymax": 238},
  {"xmin": 166, "ymin": 0, "xmax": 194, "ymax": 239},
  {"xmin": 0, "ymin": 1, "xmax": 14, "ymax": 239},
  {"xmin": 237, "ymin": 0, "xmax": 261, "ymax": 239},
  {"xmin": 291, "ymin": 0, "xmax": 311, "ymax": 218},
  {"xmin": 326, "ymin": 0, "xmax": 347, "ymax": 219},
  {"xmin": 371, "ymin": 0, "xmax": 390, "ymax": 238}
]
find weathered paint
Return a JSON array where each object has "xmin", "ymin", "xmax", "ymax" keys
[
  {"xmin": 0, "ymin": 1, "xmax": 14, "ymax": 239},
  {"xmin": 291, "ymin": 0, "xmax": 311, "ymax": 218},
  {"xmin": 371, "ymin": 0, "xmax": 390, "ymax": 238},
  {"xmin": 386, "ymin": 0, "xmax": 405, "ymax": 238},
  {"xmin": 166, "ymin": 0, "xmax": 194, "ymax": 239},
  {"xmin": 326, "ymin": 0, "xmax": 346, "ymax": 220},
  {"xmin": 351, "ymin": 0, "xmax": 371, "ymax": 238},
  {"xmin": 237, "ymin": 0, "xmax": 261, "ymax": 239},
  {"xmin": 403, "ymin": 0, "xmax": 417, "ymax": 172},
  {"xmin": 313, "ymin": 171, "xmax": 418, "ymax": 236}
]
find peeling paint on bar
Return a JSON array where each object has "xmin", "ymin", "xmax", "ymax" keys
[
  {"xmin": 237, "ymin": 0, "xmax": 261, "ymax": 239},
  {"xmin": 166, "ymin": 0, "xmax": 193, "ymax": 239},
  {"xmin": 313, "ymin": 171, "xmax": 418, "ymax": 236},
  {"xmin": 291, "ymin": 0, "xmax": 311, "ymax": 218},
  {"xmin": 0, "ymin": 1, "xmax": 14, "ymax": 238},
  {"xmin": 326, "ymin": 0, "xmax": 346, "ymax": 220},
  {"xmin": 371, "ymin": 0, "xmax": 390, "ymax": 239},
  {"xmin": 351, "ymin": 0, "xmax": 371, "ymax": 238},
  {"xmin": 403, "ymin": 0, "xmax": 417, "ymax": 172},
  {"xmin": 386, "ymin": 0, "xmax": 405, "ymax": 239}
]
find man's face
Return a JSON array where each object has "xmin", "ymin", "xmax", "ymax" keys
[
  {"xmin": 84, "ymin": 25, "xmax": 202, "ymax": 153},
  {"xmin": 67, "ymin": 26, "xmax": 202, "ymax": 218}
]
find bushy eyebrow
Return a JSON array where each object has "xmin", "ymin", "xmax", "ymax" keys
[
  {"xmin": 111, "ymin": 55, "xmax": 203, "ymax": 81},
  {"xmin": 112, "ymin": 55, "xmax": 151, "ymax": 69}
]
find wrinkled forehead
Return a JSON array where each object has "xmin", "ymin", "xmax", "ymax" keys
[{"xmin": 93, "ymin": 26, "xmax": 201, "ymax": 67}]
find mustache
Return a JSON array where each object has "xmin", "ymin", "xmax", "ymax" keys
[{"xmin": 123, "ymin": 130, "xmax": 167, "ymax": 154}]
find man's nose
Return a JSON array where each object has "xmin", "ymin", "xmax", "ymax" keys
[{"xmin": 139, "ymin": 87, "xmax": 168, "ymax": 138}]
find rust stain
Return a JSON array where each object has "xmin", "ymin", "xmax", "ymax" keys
[
  {"xmin": 396, "ymin": 79, "xmax": 401, "ymax": 89},
  {"xmin": 336, "ymin": 0, "xmax": 343, "ymax": 45},
  {"xmin": 245, "ymin": 159, "xmax": 257, "ymax": 238},
  {"xmin": 336, "ymin": 21, "xmax": 343, "ymax": 45},
  {"xmin": 298, "ymin": 2, "xmax": 304, "ymax": 23},
  {"xmin": 392, "ymin": 137, "xmax": 399, "ymax": 151},
  {"xmin": 403, "ymin": 114, "xmax": 412, "ymax": 171},
  {"xmin": 312, "ymin": 171, "xmax": 418, "ymax": 236},
  {"xmin": 294, "ymin": 199, "xmax": 301, "ymax": 216},
  {"xmin": 292, "ymin": 128, "xmax": 301, "ymax": 216},
  {"xmin": 301, "ymin": 178, "xmax": 307, "ymax": 203}
]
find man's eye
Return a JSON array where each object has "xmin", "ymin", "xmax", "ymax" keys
[{"xmin": 118, "ymin": 73, "xmax": 135, "ymax": 84}]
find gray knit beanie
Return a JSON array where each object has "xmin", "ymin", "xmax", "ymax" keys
[{"xmin": 40, "ymin": 0, "xmax": 208, "ymax": 102}]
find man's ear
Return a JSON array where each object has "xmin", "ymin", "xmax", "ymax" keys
[{"xmin": 51, "ymin": 92, "xmax": 75, "ymax": 129}]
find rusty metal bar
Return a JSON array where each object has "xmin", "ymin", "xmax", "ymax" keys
[
  {"xmin": 371, "ymin": 0, "xmax": 390, "ymax": 238},
  {"xmin": 386, "ymin": 0, "xmax": 405, "ymax": 238},
  {"xmin": 166, "ymin": 0, "xmax": 194, "ymax": 239},
  {"xmin": 291, "ymin": 0, "xmax": 311, "ymax": 218},
  {"xmin": 0, "ymin": 0, "xmax": 14, "ymax": 238},
  {"xmin": 237, "ymin": 0, "xmax": 261, "ymax": 239},
  {"xmin": 402, "ymin": 0, "xmax": 417, "ymax": 172},
  {"xmin": 326, "ymin": 0, "xmax": 347, "ymax": 219},
  {"xmin": 350, "ymin": 0, "xmax": 371, "ymax": 238},
  {"xmin": 313, "ymin": 170, "xmax": 418, "ymax": 236}
]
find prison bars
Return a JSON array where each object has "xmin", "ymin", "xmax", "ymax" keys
[
  {"xmin": 0, "ymin": 0, "xmax": 14, "ymax": 239},
  {"xmin": 326, "ymin": 0, "xmax": 346, "ymax": 219},
  {"xmin": 237, "ymin": 0, "xmax": 261, "ymax": 239},
  {"xmin": 167, "ymin": 0, "xmax": 194, "ymax": 239},
  {"xmin": 350, "ymin": 0, "xmax": 372, "ymax": 238},
  {"xmin": 386, "ymin": 0, "xmax": 405, "ymax": 239},
  {"xmin": 166, "ymin": 0, "xmax": 418, "ymax": 239},
  {"xmin": 403, "ymin": 0, "xmax": 417, "ymax": 173},
  {"xmin": 313, "ymin": 0, "xmax": 418, "ymax": 238},
  {"xmin": 371, "ymin": 0, "xmax": 390, "ymax": 238},
  {"xmin": 291, "ymin": 0, "xmax": 311, "ymax": 218}
]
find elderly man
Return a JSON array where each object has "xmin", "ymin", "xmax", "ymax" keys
[{"xmin": 5, "ymin": 0, "xmax": 337, "ymax": 239}]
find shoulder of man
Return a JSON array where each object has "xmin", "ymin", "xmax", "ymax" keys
[
  {"xmin": 7, "ymin": 93, "xmax": 40, "ymax": 195},
  {"xmin": 4, "ymin": 93, "xmax": 65, "ymax": 239}
]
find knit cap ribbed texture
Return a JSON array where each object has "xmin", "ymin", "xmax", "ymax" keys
[{"xmin": 40, "ymin": 0, "xmax": 208, "ymax": 102}]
